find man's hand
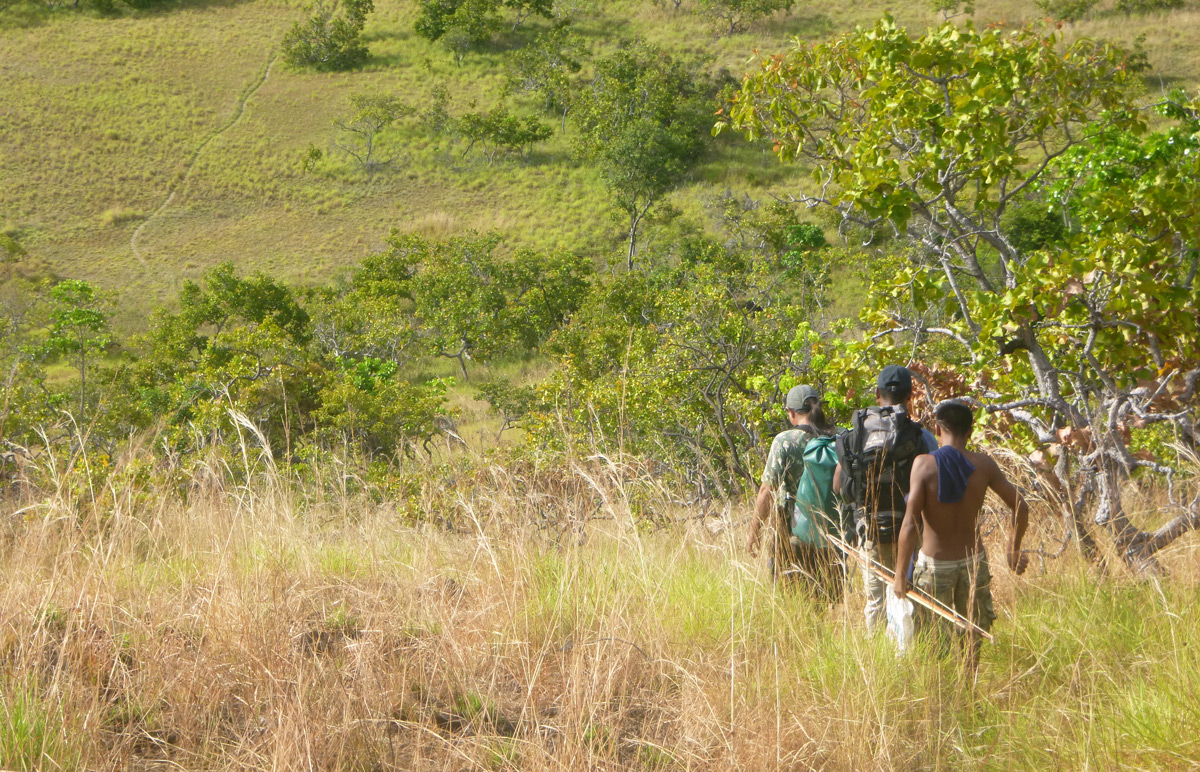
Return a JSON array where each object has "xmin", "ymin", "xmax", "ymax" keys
[
  {"xmin": 892, "ymin": 573, "xmax": 908, "ymax": 600},
  {"xmin": 747, "ymin": 529, "xmax": 760, "ymax": 557},
  {"xmin": 1008, "ymin": 546, "xmax": 1029, "ymax": 575}
]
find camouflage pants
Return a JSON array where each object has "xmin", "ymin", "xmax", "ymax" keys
[
  {"xmin": 862, "ymin": 539, "xmax": 898, "ymax": 632},
  {"xmin": 912, "ymin": 550, "xmax": 996, "ymax": 652}
]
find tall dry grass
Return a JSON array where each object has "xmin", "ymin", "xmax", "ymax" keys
[{"xmin": 1, "ymin": 432, "xmax": 1198, "ymax": 770}]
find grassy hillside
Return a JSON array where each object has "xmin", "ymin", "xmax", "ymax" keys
[
  {"xmin": 3, "ymin": 0, "xmax": 1199, "ymax": 322},
  {"xmin": 2, "ymin": 452, "xmax": 1198, "ymax": 769}
]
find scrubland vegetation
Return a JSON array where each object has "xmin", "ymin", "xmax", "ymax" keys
[
  {"xmin": 2, "ymin": 0, "xmax": 1200, "ymax": 768},
  {"xmin": 2, "ymin": 440, "xmax": 1199, "ymax": 770}
]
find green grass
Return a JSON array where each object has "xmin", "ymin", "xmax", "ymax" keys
[
  {"xmin": 0, "ymin": 679, "xmax": 77, "ymax": 772},
  {"xmin": 4, "ymin": 0, "xmax": 1198, "ymax": 324},
  {"xmin": 1, "ymin": 442, "xmax": 1198, "ymax": 768}
]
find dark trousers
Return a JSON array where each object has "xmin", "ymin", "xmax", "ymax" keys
[{"xmin": 772, "ymin": 537, "xmax": 845, "ymax": 604}]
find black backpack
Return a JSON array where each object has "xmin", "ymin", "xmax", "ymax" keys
[{"xmin": 835, "ymin": 405, "xmax": 926, "ymax": 543}]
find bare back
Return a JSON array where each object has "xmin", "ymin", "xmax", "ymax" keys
[{"xmin": 907, "ymin": 450, "xmax": 1009, "ymax": 560}]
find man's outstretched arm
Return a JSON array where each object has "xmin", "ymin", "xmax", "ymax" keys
[
  {"xmin": 893, "ymin": 456, "xmax": 931, "ymax": 598},
  {"xmin": 986, "ymin": 458, "xmax": 1030, "ymax": 574}
]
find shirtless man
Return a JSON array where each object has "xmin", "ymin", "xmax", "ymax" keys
[{"xmin": 892, "ymin": 400, "xmax": 1029, "ymax": 664}]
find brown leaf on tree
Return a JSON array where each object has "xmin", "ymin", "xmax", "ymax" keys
[
  {"xmin": 1065, "ymin": 278, "xmax": 1086, "ymax": 296},
  {"xmin": 1056, "ymin": 426, "xmax": 1094, "ymax": 452}
]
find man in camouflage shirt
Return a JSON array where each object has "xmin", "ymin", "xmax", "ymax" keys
[{"xmin": 747, "ymin": 384, "xmax": 824, "ymax": 582}]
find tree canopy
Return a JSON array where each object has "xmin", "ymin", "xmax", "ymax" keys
[
  {"xmin": 573, "ymin": 43, "xmax": 712, "ymax": 269},
  {"xmin": 722, "ymin": 17, "xmax": 1200, "ymax": 568}
]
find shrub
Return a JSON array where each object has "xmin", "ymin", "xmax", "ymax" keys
[
  {"xmin": 282, "ymin": 0, "xmax": 374, "ymax": 72},
  {"xmin": 696, "ymin": 0, "xmax": 793, "ymax": 36},
  {"xmin": 334, "ymin": 93, "xmax": 406, "ymax": 171},
  {"xmin": 457, "ymin": 106, "xmax": 553, "ymax": 163},
  {"xmin": 99, "ymin": 207, "xmax": 144, "ymax": 227},
  {"xmin": 1034, "ymin": 0, "xmax": 1098, "ymax": 20},
  {"xmin": 414, "ymin": 0, "xmax": 501, "ymax": 63},
  {"xmin": 1114, "ymin": 0, "xmax": 1183, "ymax": 13},
  {"xmin": 785, "ymin": 223, "xmax": 827, "ymax": 251},
  {"xmin": 927, "ymin": 0, "xmax": 975, "ymax": 17},
  {"xmin": 0, "ymin": 233, "xmax": 25, "ymax": 258}
]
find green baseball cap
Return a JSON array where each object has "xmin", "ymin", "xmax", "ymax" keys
[{"xmin": 785, "ymin": 384, "xmax": 820, "ymax": 410}]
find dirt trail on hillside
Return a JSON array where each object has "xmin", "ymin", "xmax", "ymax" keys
[{"xmin": 130, "ymin": 51, "xmax": 279, "ymax": 265}]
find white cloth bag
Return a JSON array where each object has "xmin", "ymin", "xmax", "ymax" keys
[{"xmin": 885, "ymin": 584, "xmax": 915, "ymax": 652}]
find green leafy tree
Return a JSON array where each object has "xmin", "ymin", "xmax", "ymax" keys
[
  {"xmin": 573, "ymin": 43, "xmax": 710, "ymax": 269},
  {"xmin": 421, "ymin": 84, "xmax": 453, "ymax": 136},
  {"xmin": 314, "ymin": 369, "xmax": 449, "ymax": 457},
  {"xmin": 504, "ymin": 0, "xmax": 553, "ymax": 30},
  {"xmin": 414, "ymin": 0, "xmax": 458, "ymax": 39},
  {"xmin": 1114, "ymin": 0, "xmax": 1183, "ymax": 13},
  {"xmin": 352, "ymin": 232, "xmax": 591, "ymax": 379},
  {"xmin": 43, "ymin": 280, "xmax": 111, "ymax": 420},
  {"xmin": 540, "ymin": 241, "xmax": 824, "ymax": 489},
  {"xmin": 1034, "ymin": 0, "xmax": 1097, "ymax": 20},
  {"xmin": 476, "ymin": 378, "xmax": 538, "ymax": 438},
  {"xmin": 456, "ymin": 105, "xmax": 553, "ymax": 163},
  {"xmin": 504, "ymin": 26, "xmax": 587, "ymax": 130},
  {"xmin": 414, "ymin": 0, "xmax": 501, "ymax": 64},
  {"xmin": 723, "ymin": 17, "xmax": 1200, "ymax": 569},
  {"xmin": 334, "ymin": 93, "xmax": 406, "ymax": 171},
  {"xmin": 696, "ymin": 0, "xmax": 792, "ymax": 36},
  {"xmin": 132, "ymin": 264, "xmax": 314, "ymax": 452},
  {"xmin": 928, "ymin": 0, "xmax": 976, "ymax": 19},
  {"xmin": 0, "ymin": 280, "xmax": 58, "ymax": 446},
  {"xmin": 282, "ymin": 0, "xmax": 374, "ymax": 72}
]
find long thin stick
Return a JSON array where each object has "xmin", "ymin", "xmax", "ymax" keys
[{"xmin": 824, "ymin": 532, "xmax": 995, "ymax": 642}]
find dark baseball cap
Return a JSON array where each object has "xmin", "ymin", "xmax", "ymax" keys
[
  {"xmin": 785, "ymin": 384, "xmax": 820, "ymax": 410},
  {"xmin": 876, "ymin": 365, "xmax": 913, "ymax": 392}
]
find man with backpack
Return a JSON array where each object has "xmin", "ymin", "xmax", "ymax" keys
[
  {"xmin": 833, "ymin": 365, "xmax": 938, "ymax": 631},
  {"xmin": 748, "ymin": 384, "xmax": 843, "ymax": 600}
]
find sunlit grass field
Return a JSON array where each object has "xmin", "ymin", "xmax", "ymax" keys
[
  {"xmin": 3, "ymin": 0, "xmax": 1198, "ymax": 321},
  {"xmin": 1, "ymin": 445, "xmax": 1197, "ymax": 770}
]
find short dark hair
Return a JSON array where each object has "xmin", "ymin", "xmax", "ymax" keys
[
  {"xmin": 935, "ymin": 400, "xmax": 974, "ymax": 437},
  {"xmin": 877, "ymin": 385, "xmax": 912, "ymax": 405}
]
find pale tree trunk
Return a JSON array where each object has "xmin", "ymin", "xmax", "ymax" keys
[
  {"xmin": 1020, "ymin": 330, "xmax": 1198, "ymax": 572},
  {"xmin": 626, "ymin": 198, "xmax": 653, "ymax": 272}
]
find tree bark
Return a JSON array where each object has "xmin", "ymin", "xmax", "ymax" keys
[{"xmin": 1095, "ymin": 455, "xmax": 1163, "ymax": 573}]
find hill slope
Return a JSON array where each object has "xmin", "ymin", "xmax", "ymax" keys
[{"xmin": 2, "ymin": 0, "xmax": 1198, "ymax": 319}]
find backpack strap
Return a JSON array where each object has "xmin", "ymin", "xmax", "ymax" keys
[{"xmin": 835, "ymin": 408, "xmax": 868, "ymax": 505}]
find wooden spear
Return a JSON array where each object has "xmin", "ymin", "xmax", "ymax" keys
[{"xmin": 824, "ymin": 532, "xmax": 995, "ymax": 642}]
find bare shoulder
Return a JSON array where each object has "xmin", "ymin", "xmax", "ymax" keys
[
  {"xmin": 971, "ymin": 451, "xmax": 1013, "ymax": 486},
  {"xmin": 911, "ymin": 453, "xmax": 936, "ymax": 478}
]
